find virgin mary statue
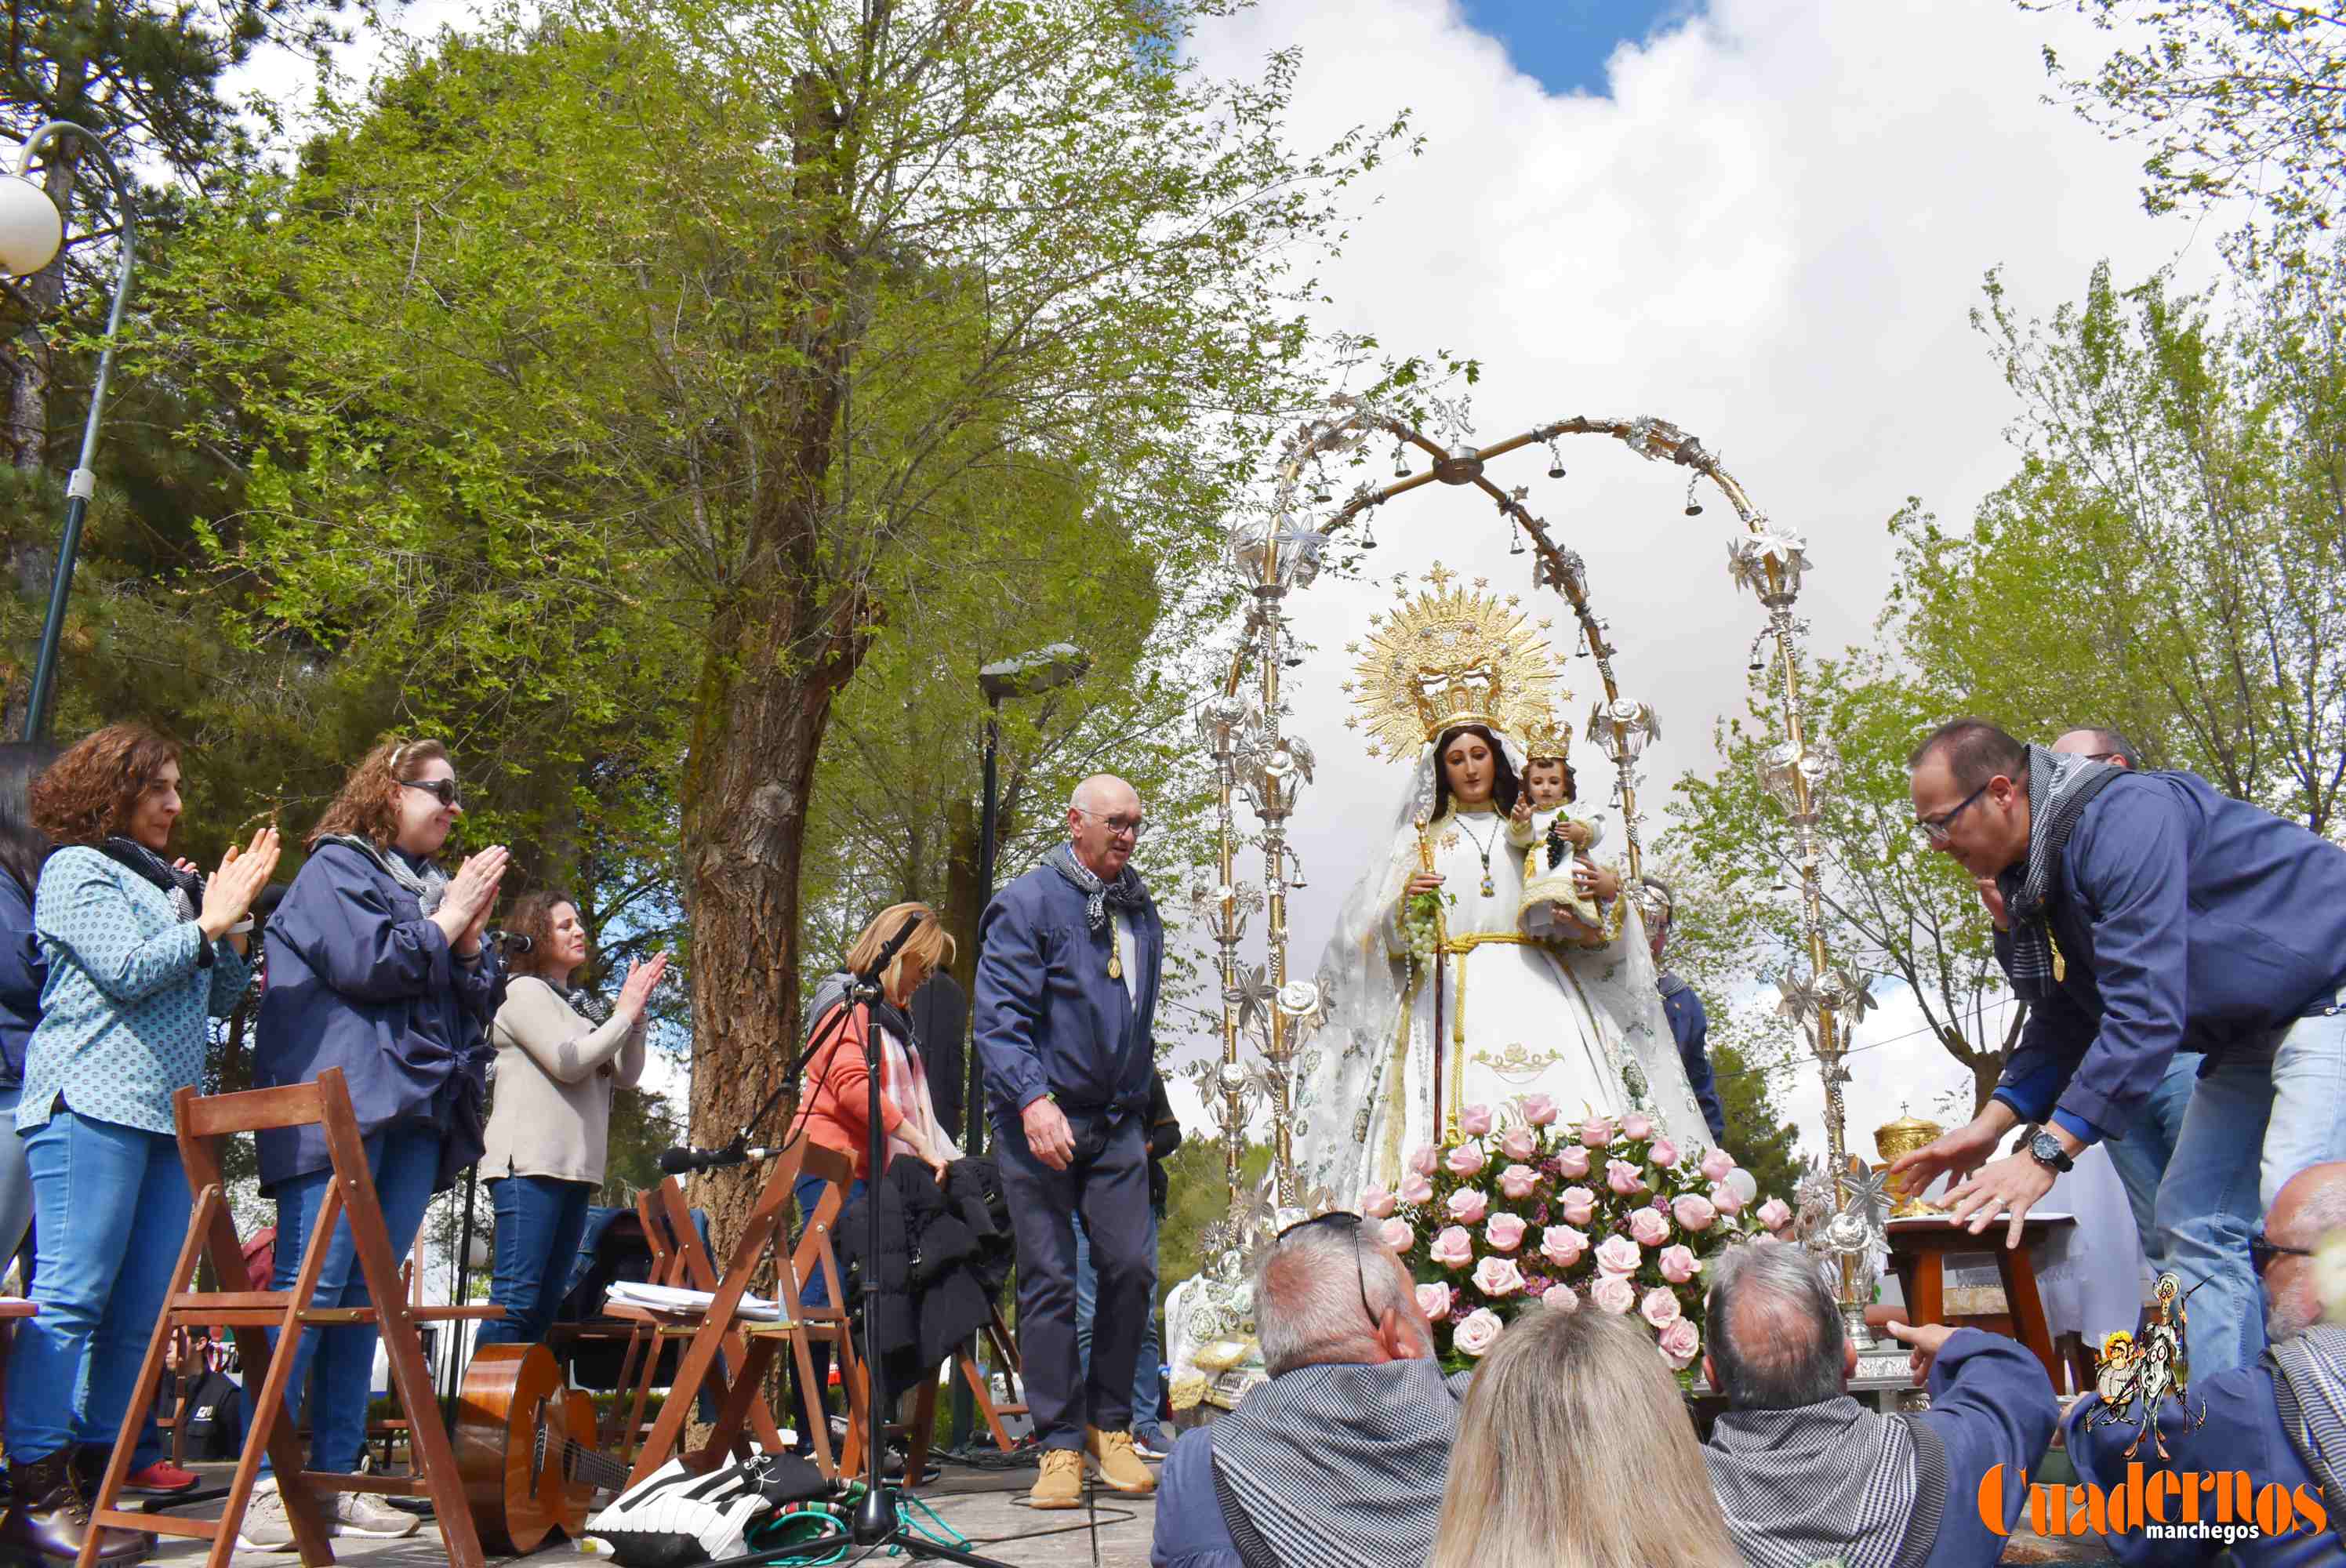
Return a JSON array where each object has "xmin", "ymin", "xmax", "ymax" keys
[{"xmin": 1290, "ymin": 567, "xmax": 1709, "ymax": 1204}]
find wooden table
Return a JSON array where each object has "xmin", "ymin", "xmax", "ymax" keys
[{"xmin": 1886, "ymin": 1214, "xmax": 2074, "ymax": 1387}]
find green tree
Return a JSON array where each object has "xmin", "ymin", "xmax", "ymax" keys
[
  {"xmin": 1890, "ymin": 260, "xmax": 2346, "ymax": 834},
  {"xmin": 1157, "ymin": 1134, "xmax": 1273, "ymax": 1309},
  {"xmin": 1709, "ymin": 1040, "xmax": 1804, "ymax": 1211},
  {"xmin": 147, "ymin": 0, "xmax": 1409, "ymax": 1237}
]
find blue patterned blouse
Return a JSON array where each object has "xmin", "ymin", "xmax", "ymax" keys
[{"xmin": 16, "ymin": 846, "xmax": 255, "ymax": 1137}]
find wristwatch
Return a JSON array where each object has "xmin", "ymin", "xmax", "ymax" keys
[{"xmin": 2026, "ymin": 1128, "xmax": 2075, "ymax": 1174}]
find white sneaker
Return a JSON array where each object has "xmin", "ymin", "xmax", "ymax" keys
[
  {"xmin": 332, "ymin": 1490, "xmax": 420, "ymax": 1538},
  {"xmin": 234, "ymin": 1480, "xmax": 298, "ymax": 1552}
]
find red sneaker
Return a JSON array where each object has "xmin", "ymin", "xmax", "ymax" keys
[{"xmin": 122, "ymin": 1460, "xmax": 201, "ymax": 1496}]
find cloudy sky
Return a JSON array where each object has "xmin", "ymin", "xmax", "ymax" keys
[{"xmin": 1150, "ymin": 0, "xmax": 2228, "ymax": 1159}]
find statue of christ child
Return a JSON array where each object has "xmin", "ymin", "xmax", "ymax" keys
[{"xmin": 1509, "ymin": 750, "xmax": 1619, "ymax": 946}]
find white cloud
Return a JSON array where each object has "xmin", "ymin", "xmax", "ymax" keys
[{"xmin": 1153, "ymin": 0, "xmax": 2224, "ymax": 1145}]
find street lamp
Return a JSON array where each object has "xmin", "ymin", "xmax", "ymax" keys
[
  {"xmin": 0, "ymin": 123, "xmax": 139, "ymax": 741},
  {"xmin": 956, "ymin": 641, "xmax": 1086, "ymax": 1450}
]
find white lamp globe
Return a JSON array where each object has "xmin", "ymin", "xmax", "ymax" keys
[
  {"xmin": 0, "ymin": 165, "xmax": 62, "ymax": 278},
  {"xmin": 1725, "ymin": 1167, "xmax": 1759, "ymax": 1207}
]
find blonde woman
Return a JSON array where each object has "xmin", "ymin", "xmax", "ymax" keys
[{"xmin": 1430, "ymin": 1307, "xmax": 1741, "ymax": 1568}]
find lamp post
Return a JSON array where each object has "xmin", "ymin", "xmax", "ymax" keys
[
  {"xmin": 957, "ymin": 640, "xmax": 1087, "ymax": 1448},
  {"xmin": 0, "ymin": 123, "xmax": 139, "ymax": 741}
]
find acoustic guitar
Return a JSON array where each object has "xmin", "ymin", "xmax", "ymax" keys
[{"xmin": 453, "ymin": 1342, "xmax": 634, "ymax": 1554}]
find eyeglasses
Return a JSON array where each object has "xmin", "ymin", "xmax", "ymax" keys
[
  {"xmin": 401, "ymin": 778, "xmax": 463, "ymax": 809},
  {"xmin": 1274, "ymin": 1210, "xmax": 1380, "ymax": 1332},
  {"xmin": 2251, "ymin": 1230, "xmax": 2315, "ymax": 1276},
  {"xmin": 1075, "ymin": 808, "xmax": 1148, "ymax": 840},
  {"xmin": 2084, "ymin": 752, "xmax": 2125, "ymax": 765},
  {"xmin": 1913, "ymin": 780, "xmax": 1992, "ymax": 846}
]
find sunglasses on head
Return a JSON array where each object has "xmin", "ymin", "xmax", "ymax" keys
[
  {"xmin": 400, "ymin": 778, "xmax": 462, "ymax": 809},
  {"xmin": 2250, "ymin": 1230, "xmax": 2315, "ymax": 1276},
  {"xmin": 1274, "ymin": 1210, "xmax": 1382, "ymax": 1331}
]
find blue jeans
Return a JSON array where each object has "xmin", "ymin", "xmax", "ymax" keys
[
  {"xmin": 2157, "ymin": 1047, "xmax": 2276, "ymax": 1377},
  {"xmin": 3, "ymin": 1109, "xmax": 190, "ymax": 1461},
  {"xmin": 2102, "ymin": 1051, "xmax": 2200, "ymax": 1274},
  {"xmin": 1073, "ymin": 1209, "xmax": 1164, "ymax": 1441},
  {"xmin": 257, "ymin": 1123, "xmax": 443, "ymax": 1474},
  {"xmin": 475, "ymin": 1174, "xmax": 593, "ymax": 1348}
]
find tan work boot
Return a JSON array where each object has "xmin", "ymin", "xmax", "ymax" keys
[
  {"xmin": 1085, "ymin": 1426, "xmax": 1157, "ymax": 1495},
  {"xmin": 1029, "ymin": 1448, "xmax": 1084, "ymax": 1510}
]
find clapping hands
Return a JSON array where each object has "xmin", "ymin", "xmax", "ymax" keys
[
  {"xmin": 432, "ymin": 845, "xmax": 510, "ymax": 955},
  {"xmin": 615, "ymin": 952, "xmax": 669, "ymax": 1022},
  {"xmin": 198, "ymin": 828, "xmax": 282, "ymax": 944}
]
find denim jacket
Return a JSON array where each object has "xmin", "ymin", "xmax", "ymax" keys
[
  {"xmin": 973, "ymin": 864, "xmax": 1160, "ymax": 1123},
  {"xmin": 16, "ymin": 846, "xmax": 253, "ymax": 1137}
]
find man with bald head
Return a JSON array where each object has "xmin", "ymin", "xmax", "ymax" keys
[
  {"xmin": 975, "ymin": 774, "xmax": 1164, "ymax": 1506},
  {"xmin": 1153, "ymin": 1219, "xmax": 1465, "ymax": 1568},
  {"xmin": 2068, "ymin": 1162, "xmax": 2346, "ymax": 1565}
]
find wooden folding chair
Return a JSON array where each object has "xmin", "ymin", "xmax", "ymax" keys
[
  {"xmin": 948, "ymin": 1306, "xmax": 1031, "ymax": 1454},
  {"xmin": 613, "ymin": 1143, "xmax": 863, "ymax": 1485},
  {"xmin": 79, "ymin": 1067, "xmax": 500, "ymax": 1568},
  {"xmin": 589, "ymin": 1185, "xmax": 695, "ymax": 1459}
]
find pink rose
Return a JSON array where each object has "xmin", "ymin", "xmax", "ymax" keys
[
  {"xmin": 1622, "ymin": 1113, "xmax": 1654, "ymax": 1142},
  {"xmin": 1447, "ymin": 1187, "xmax": 1490, "ymax": 1225},
  {"xmin": 1540, "ymin": 1225, "xmax": 1589, "ymax": 1268},
  {"xmin": 1757, "ymin": 1197, "xmax": 1793, "ymax": 1232},
  {"xmin": 1672, "ymin": 1193, "xmax": 1719, "ymax": 1233},
  {"xmin": 1701, "ymin": 1148, "xmax": 1738, "ymax": 1182},
  {"xmin": 1710, "ymin": 1181, "xmax": 1747, "ymax": 1216},
  {"xmin": 1640, "ymin": 1287, "xmax": 1683, "ymax": 1330},
  {"xmin": 1628, "ymin": 1207, "xmax": 1671, "ymax": 1247},
  {"xmin": 1498, "ymin": 1163, "xmax": 1539, "ymax": 1200},
  {"xmin": 1658, "ymin": 1316, "xmax": 1701, "ymax": 1370},
  {"xmin": 1379, "ymin": 1218, "xmax": 1415, "ymax": 1253},
  {"xmin": 1579, "ymin": 1116, "xmax": 1617, "ymax": 1149},
  {"xmin": 1485, "ymin": 1212, "xmax": 1527, "ymax": 1253},
  {"xmin": 1554, "ymin": 1145, "xmax": 1591, "ymax": 1179},
  {"xmin": 1542, "ymin": 1283, "xmax": 1579, "ymax": 1312},
  {"xmin": 1408, "ymin": 1144, "xmax": 1440, "ymax": 1177},
  {"xmin": 1361, "ymin": 1185, "xmax": 1397, "ymax": 1219},
  {"xmin": 1658, "ymin": 1244, "xmax": 1701, "ymax": 1284},
  {"xmin": 1397, "ymin": 1171, "xmax": 1434, "ymax": 1207},
  {"xmin": 1590, "ymin": 1275, "xmax": 1636, "ymax": 1315},
  {"xmin": 1453, "ymin": 1307, "xmax": 1505, "ymax": 1357},
  {"xmin": 1595, "ymin": 1235, "xmax": 1643, "ymax": 1276},
  {"xmin": 1445, "ymin": 1144, "xmax": 1488, "ymax": 1178},
  {"xmin": 1498, "ymin": 1127, "xmax": 1538, "ymax": 1163},
  {"xmin": 1430, "ymin": 1225, "xmax": 1475, "ymax": 1269},
  {"xmin": 1559, "ymin": 1185, "xmax": 1597, "ymax": 1225},
  {"xmin": 1458, "ymin": 1103, "xmax": 1495, "ymax": 1137},
  {"xmin": 1415, "ymin": 1282, "xmax": 1452, "ymax": 1322},
  {"xmin": 1473, "ymin": 1254, "xmax": 1526, "ymax": 1298},
  {"xmin": 1649, "ymin": 1138, "xmax": 1680, "ymax": 1171},
  {"xmin": 1606, "ymin": 1158, "xmax": 1648, "ymax": 1196},
  {"xmin": 1521, "ymin": 1094, "xmax": 1560, "ymax": 1127}
]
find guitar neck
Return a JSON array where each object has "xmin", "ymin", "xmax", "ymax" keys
[{"xmin": 564, "ymin": 1439, "xmax": 634, "ymax": 1494}]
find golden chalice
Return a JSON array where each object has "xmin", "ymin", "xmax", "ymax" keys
[{"xmin": 1874, "ymin": 1105, "xmax": 1946, "ymax": 1218}]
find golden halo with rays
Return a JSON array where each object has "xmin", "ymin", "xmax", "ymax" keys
[{"xmin": 1340, "ymin": 562, "xmax": 1565, "ymax": 760}]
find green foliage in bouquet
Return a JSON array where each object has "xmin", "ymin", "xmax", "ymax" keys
[{"xmin": 1362, "ymin": 1095, "xmax": 1793, "ymax": 1381}]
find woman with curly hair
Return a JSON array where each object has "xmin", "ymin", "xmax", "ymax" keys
[
  {"xmin": 0, "ymin": 724, "xmax": 277, "ymax": 1566},
  {"xmin": 475, "ymin": 889, "xmax": 664, "ymax": 1349},
  {"xmin": 236, "ymin": 739, "xmax": 505, "ymax": 1549}
]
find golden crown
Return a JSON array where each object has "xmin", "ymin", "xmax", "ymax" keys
[
  {"xmin": 1519, "ymin": 705, "xmax": 1573, "ymax": 762},
  {"xmin": 1342, "ymin": 563, "xmax": 1565, "ymax": 760}
]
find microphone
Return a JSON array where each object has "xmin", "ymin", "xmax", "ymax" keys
[{"xmin": 655, "ymin": 1140, "xmax": 779, "ymax": 1175}]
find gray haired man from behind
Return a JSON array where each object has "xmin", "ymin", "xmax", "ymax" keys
[
  {"xmin": 1150, "ymin": 1216, "xmax": 1466, "ymax": 1568},
  {"xmin": 1700, "ymin": 1238, "xmax": 2057, "ymax": 1568}
]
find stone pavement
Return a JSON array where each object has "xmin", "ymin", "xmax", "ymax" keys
[{"xmin": 145, "ymin": 1458, "xmax": 1156, "ymax": 1567}]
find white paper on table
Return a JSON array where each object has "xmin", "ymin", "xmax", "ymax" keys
[{"xmin": 605, "ymin": 1281, "xmax": 789, "ymax": 1323}]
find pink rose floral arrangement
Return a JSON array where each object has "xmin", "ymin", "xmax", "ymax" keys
[{"xmin": 1393, "ymin": 1099, "xmax": 1786, "ymax": 1380}]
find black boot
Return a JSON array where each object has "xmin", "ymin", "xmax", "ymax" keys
[{"xmin": 0, "ymin": 1451, "xmax": 151, "ymax": 1565}]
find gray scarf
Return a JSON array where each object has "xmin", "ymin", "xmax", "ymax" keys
[
  {"xmin": 1208, "ymin": 1359, "xmax": 1463, "ymax": 1568},
  {"xmin": 1704, "ymin": 1398, "xmax": 1945, "ymax": 1568},
  {"xmin": 318, "ymin": 833, "xmax": 449, "ymax": 916},
  {"xmin": 1044, "ymin": 842, "xmax": 1149, "ymax": 936},
  {"xmin": 2268, "ymin": 1324, "xmax": 2346, "ymax": 1533},
  {"xmin": 1995, "ymin": 745, "xmax": 2122, "ymax": 1002}
]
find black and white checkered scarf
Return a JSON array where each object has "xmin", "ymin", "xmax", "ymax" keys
[
  {"xmin": 1208, "ymin": 1359, "xmax": 1464, "ymax": 1568},
  {"xmin": 1044, "ymin": 842, "xmax": 1149, "ymax": 936},
  {"xmin": 1705, "ymin": 1398, "xmax": 1945, "ymax": 1568},
  {"xmin": 1994, "ymin": 745, "xmax": 2122, "ymax": 1003},
  {"xmin": 2269, "ymin": 1324, "xmax": 2346, "ymax": 1521}
]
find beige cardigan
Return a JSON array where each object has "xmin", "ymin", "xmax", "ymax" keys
[{"xmin": 481, "ymin": 975, "xmax": 648, "ymax": 1186}]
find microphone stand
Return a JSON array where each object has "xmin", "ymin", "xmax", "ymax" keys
[{"xmin": 844, "ymin": 918, "xmax": 1014, "ymax": 1568}]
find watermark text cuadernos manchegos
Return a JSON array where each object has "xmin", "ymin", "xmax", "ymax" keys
[{"xmin": 1980, "ymin": 1465, "xmax": 2327, "ymax": 1544}]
